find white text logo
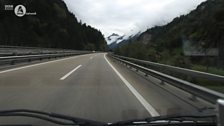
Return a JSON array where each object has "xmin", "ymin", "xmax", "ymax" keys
[{"xmin": 5, "ymin": 5, "xmax": 13, "ymax": 10}]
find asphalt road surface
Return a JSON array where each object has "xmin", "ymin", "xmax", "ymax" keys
[{"xmin": 0, "ymin": 53, "xmax": 214, "ymax": 125}]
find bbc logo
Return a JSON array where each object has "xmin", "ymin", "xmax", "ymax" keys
[{"xmin": 5, "ymin": 5, "xmax": 14, "ymax": 11}]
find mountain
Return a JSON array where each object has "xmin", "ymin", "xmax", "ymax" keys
[
  {"xmin": 0, "ymin": 0, "xmax": 107, "ymax": 51},
  {"xmin": 107, "ymin": 33, "xmax": 119, "ymax": 41},
  {"xmin": 108, "ymin": 32, "xmax": 141, "ymax": 49},
  {"xmin": 107, "ymin": 33, "xmax": 125, "ymax": 49},
  {"xmin": 114, "ymin": 0, "xmax": 224, "ymax": 68},
  {"xmin": 107, "ymin": 33, "xmax": 124, "ymax": 44}
]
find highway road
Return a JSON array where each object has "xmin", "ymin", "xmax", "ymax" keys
[{"xmin": 0, "ymin": 53, "xmax": 214, "ymax": 125}]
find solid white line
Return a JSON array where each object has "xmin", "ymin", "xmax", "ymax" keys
[
  {"xmin": 0, "ymin": 55, "xmax": 86, "ymax": 74},
  {"xmin": 104, "ymin": 54, "xmax": 160, "ymax": 117},
  {"xmin": 60, "ymin": 65, "xmax": 82, "ymax": 80}
]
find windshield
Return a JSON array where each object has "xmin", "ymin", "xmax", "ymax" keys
[{"xmin": 0, "ymin": 0, "xmax": 223, "ymax": 125}]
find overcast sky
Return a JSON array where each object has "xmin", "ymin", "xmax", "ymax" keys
[{"xmin": 63, "ymin": 0, "xmax": 206, "ymax": 43}]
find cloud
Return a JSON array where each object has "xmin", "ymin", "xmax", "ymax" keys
[{"xmin": 63, "ymin": 0, "xmax": 206, "ymax": 43}]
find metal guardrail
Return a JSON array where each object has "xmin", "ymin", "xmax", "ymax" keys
[
  {"xmin": 0, "ymin": 45, "xmax": 74, "ymax": 51},
  {"xmin": 0, "ymin": 52, "xmax": 91, "ymax": 66},
  {"xmin": 109, "ymin": 54, "xmax": 224, "ymax": 104},
  {"xmin": 0, "ymin": 45, "xmax": 83, "ymax": 56},
  {"xmin": 113, "ymin": 54, "xmax": 224, "ymax": 82}
]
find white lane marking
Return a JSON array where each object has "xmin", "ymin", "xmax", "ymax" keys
[
  {"xmin": 0, "ymin": 55, "xmax": 87, "ymax": 74},
  {"xmin": 104, "ymin": 54, "xmax": 160, "ymax": 117},
  {"xmin": 60, "ymin": 65, "xmax": 82, "ymax": 80}
]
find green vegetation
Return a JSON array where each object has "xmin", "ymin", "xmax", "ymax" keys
[
  {"xmin": 204, "ymin": 86, "xmax": 224, "ymax": 93},
  {"xmin": 114, "ymin": 0, "xmax": 224, "ymax": 71},
  {"xmin": 0, "ymin": 0, "xmax": 107, "ymax": 51},
  {"xmin": 113, "ymin": 0, "xmax": 224, "ymax": 92},
  {"xmin": 192, "ymin": 65, "xmax": 224, "ymax": 76},
  {"xmin": 115, "ymin": 42, "xmax": 192, "ymax": 68}
]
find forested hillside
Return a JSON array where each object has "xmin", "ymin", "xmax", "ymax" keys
[
  {"xmin": 0, "ymin": 0, "xmax": 107, "ymax": 51},
  {"xmin": 115, "ymin": 0, "xmax": 224, "ymax": 70}
]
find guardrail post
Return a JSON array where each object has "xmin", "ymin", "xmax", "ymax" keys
[
  {"xmin": 10, "ymin": 60, "xmax": 15, "ymax": 65},
  {"xmin": 160, "ymin": 80, "xmax": 165, "ymax": 85},
  {"xmin": 145, "ymin": 73, "xmax": 148, "ymax": 77},
  {"xmin": 189, "ymin": 95, "xmax": 198, "ymax": 102}
]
